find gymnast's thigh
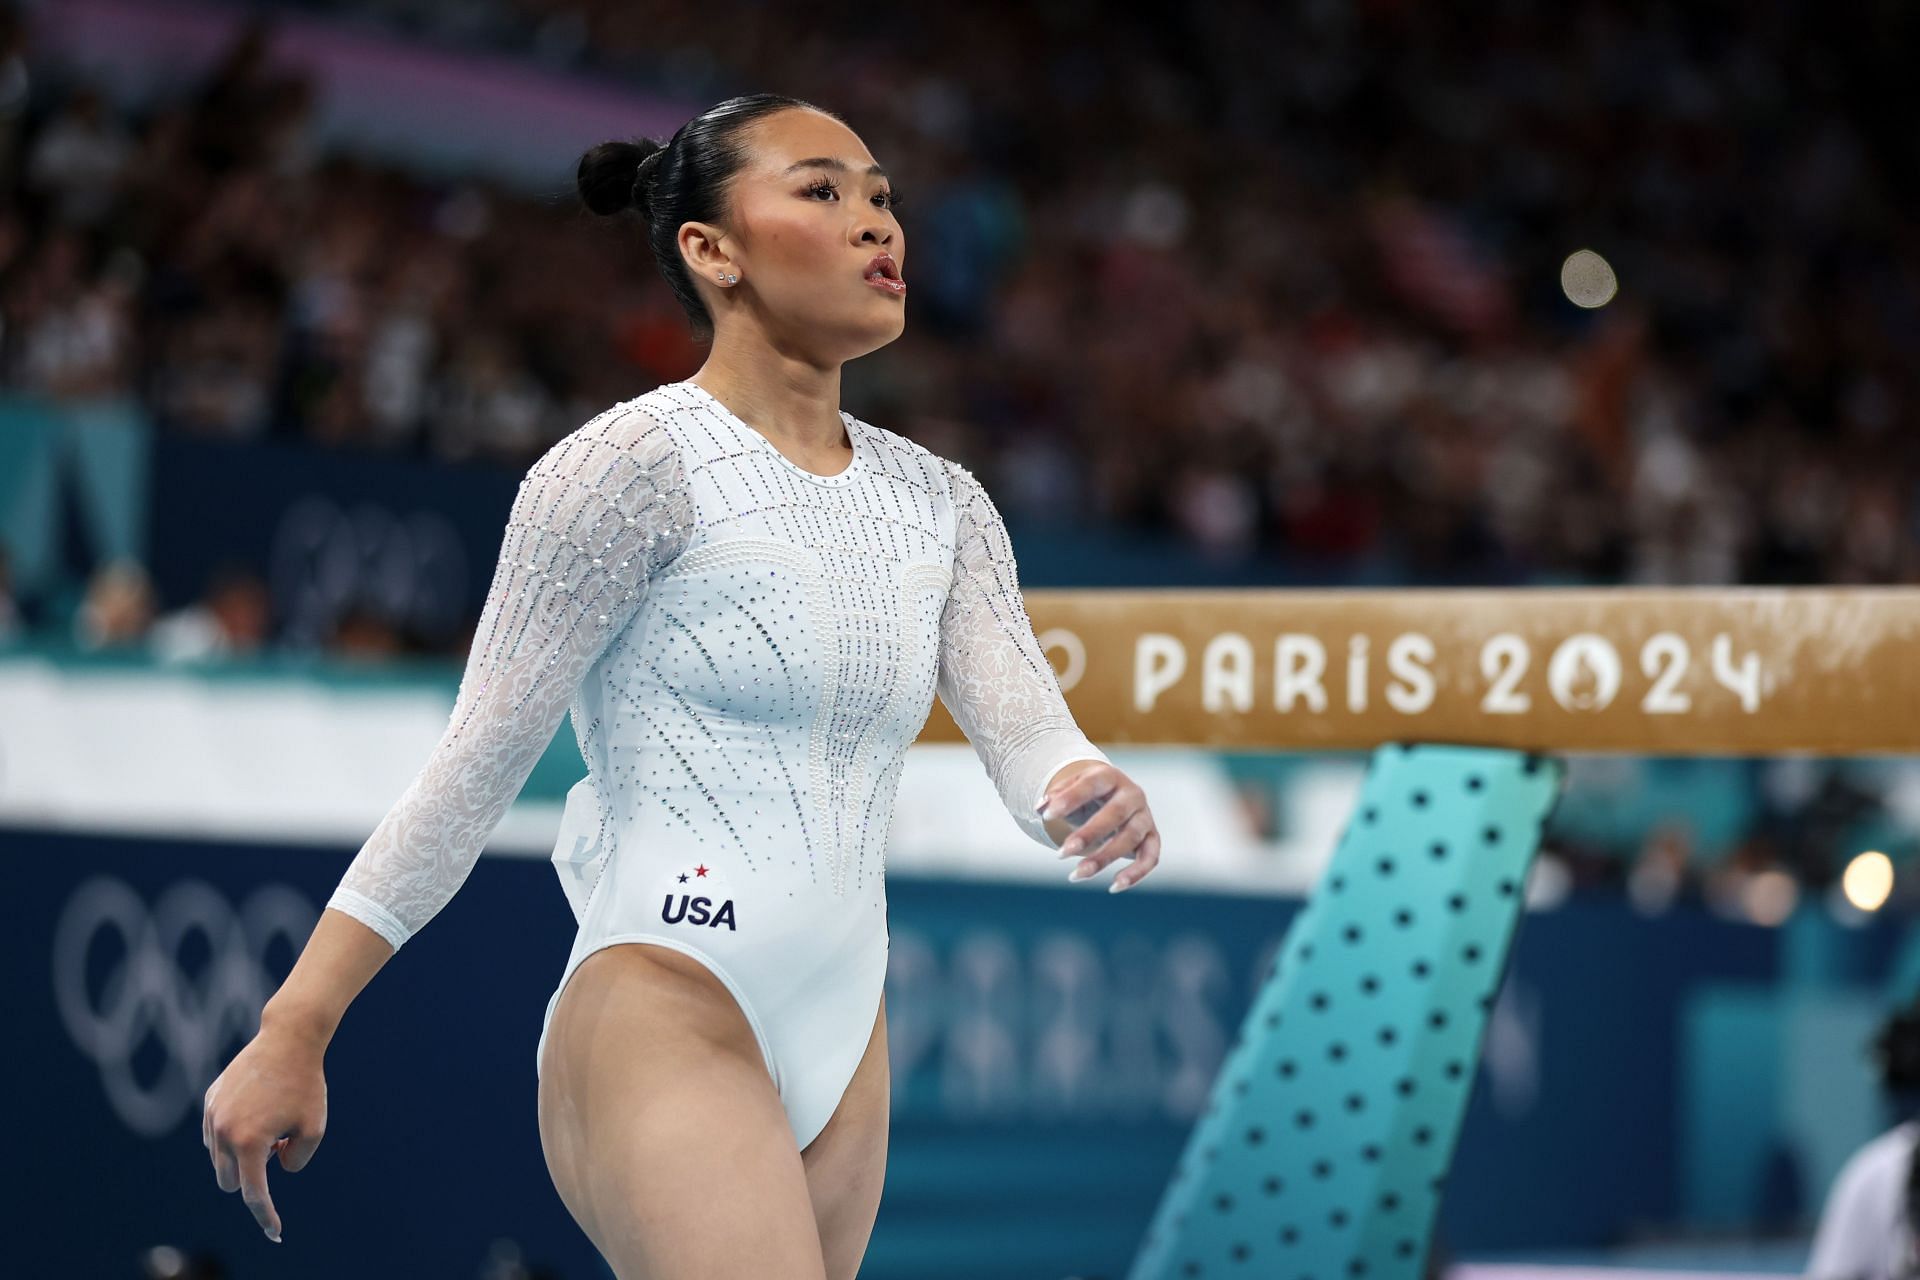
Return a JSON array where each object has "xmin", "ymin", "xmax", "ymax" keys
[
  {"xmin": 802, "ymin": 992, "xmax": 890, "ymax": 1280},
  {"xmin": 537, "ymin": 942, "xmax": 828, "ymax": 1280}
]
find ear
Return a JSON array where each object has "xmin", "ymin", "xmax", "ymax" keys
[{"xmin": 679, "ymin": 222, "xmax": 733, "ymax": 279}]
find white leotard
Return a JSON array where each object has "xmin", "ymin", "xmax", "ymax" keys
[{"xmin": 324, "ymin": 378, "xmax": 1109, "ymax": 1149}]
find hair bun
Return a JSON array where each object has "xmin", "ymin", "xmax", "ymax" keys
[
  {"xmin": 576, "ymin": 136, "xmax": 665, "ymax": 218},
  {"xmin": 631, "ymin": 143, "xmax": 667, "ymax": 217}
]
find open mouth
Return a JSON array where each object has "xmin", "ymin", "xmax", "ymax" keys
[{"xmin": 864, "ymin": 256, "xmax": 906, "ymax": 295}]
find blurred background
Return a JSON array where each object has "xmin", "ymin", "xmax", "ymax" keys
[{"xmin": 3, "ymin": 0, "xmax": 1918, "ymax": 1275}]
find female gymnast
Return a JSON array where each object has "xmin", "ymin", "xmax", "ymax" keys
[{"xmin": 200, "ymin": 93, "xmax": 1162, "ymax": 1278}]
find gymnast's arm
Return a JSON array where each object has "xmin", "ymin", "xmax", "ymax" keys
[
  {"xmin": 932, "ymin": 457, "xmax": 1112, "ymax": 852},
  {"xmin": 270, "ymin": 415, "xmax": 693, "ymax": 1043}
]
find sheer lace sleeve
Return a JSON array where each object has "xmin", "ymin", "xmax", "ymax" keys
[
  {"xmin": 934, "ymin": 459, "xmax": 1111, "ymax": 851},
  {"xmin": 325, "ymin": 409, "xmax": 693, "ymax": 952}
]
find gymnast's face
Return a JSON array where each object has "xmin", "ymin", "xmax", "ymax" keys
[{"xmin": 684, "ymin": 108, "xmax": 906, "ymax": 362}]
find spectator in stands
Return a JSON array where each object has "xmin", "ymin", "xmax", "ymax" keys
[
  {"xmin": 148, "ymin": 560, "xmax": 273, "ymax": 663},
  {"xmin": 71, "ymin": 557, "xmax": 154, "ymax": 650},
  {"xmin": 0, "ymin": 542, "xmax": 19, "ymax": 642},
  {"xmin": 1806, "ymin": 994, "xmax": 1920, "ymax": 1279}
]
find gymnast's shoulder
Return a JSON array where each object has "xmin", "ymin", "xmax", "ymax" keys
[{"xmin": 845, "ymin": 408, "xmax": 984, "ymax": 501}]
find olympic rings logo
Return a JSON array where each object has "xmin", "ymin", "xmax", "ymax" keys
[
  {"xmin": 52, "ymin": 877, "xmax": 317, "ymax": 1137},
  {"xmin": 268, "ymin": 494, "xmax": 471, "ymax": 648}
]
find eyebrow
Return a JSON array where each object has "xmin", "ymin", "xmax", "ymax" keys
[{"xmin": 783, "ymin": 156, "xmax": 891, "ymax": 181}]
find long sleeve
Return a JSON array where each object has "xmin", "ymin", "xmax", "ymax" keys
[
  {"xmin": 325, "ymin": 411, "xmax": 693, "ymax": 951},
  {"xmin": 934, "ymin": 459, "xmax": 1110, "ymax": 851}
]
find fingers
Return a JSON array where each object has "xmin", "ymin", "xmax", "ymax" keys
[
  {"xmin": 280, "ymin": 1129, "xmax": 323, "ymax": 1173},
  {"xmin": 206, "ymin": 1087, "xmax": 296, "ymax": 1242},
  {"xmin": 238, "ymin": 1140, "xmax": 284, "ymax": 1242},
  {"xmin": 1111, "ymin": 829, "xmax": 1162, "ymax": 894},
  {"xmin": 212, "ymin": 1126, "xmax": 242, "ymax": 1193},
  {"xmin": 1067, "ymin": 805, "xmax": 1136, "ymax": 867},
  {"xmin": 1059, "ymin": 790, "xmax": 1142, "ymax": 863},
  {"xmin": 1044, "ymin": 767, "xmax": 1161, "ymax": 894},
  {"xmin": 1038, "ymin": 764, "xmax": 1114, "ymax": 824},
  {"xmin": 1068, "ymin": 807, "xmax": 1154, "ymax": 884}
]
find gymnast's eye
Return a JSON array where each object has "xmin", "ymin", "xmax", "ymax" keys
[{"xmin": 803, "ymin": 177, "xmax": 903, "ymax": 212}]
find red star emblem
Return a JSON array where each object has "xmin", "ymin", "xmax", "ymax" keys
[{"xmin": 694, "ymin": 864, "xmax": 709, "ymax": 877}]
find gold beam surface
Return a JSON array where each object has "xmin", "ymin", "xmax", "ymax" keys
[{"xmin": 916, "ymin": 587, "xmax": 1920, "ymax": 755}]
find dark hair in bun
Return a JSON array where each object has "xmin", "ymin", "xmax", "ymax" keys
[
  {"xmin": 576, "ymin": 92, "xmax": 842, "ymax": 342},
  {"xmin": 572, "ymin": 138, "xmax": 666, "ymax": 218}
]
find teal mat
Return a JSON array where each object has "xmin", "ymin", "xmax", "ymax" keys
[{"xmin": 1131, "ymin": 742, "xmax": 1567, "ymax": 1279}]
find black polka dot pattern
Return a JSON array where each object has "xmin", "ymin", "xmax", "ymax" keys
[{"xmin": 1127, "ymin": 745, "xmax": 1565, "ymax": 1279}]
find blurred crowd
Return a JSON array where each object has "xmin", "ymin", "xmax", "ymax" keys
[
  {"xmin": 0, "ymin": 0, "xmax": 1915, "ymax": 894},
  {"xmin": 1220, "ymin": 746, "xmax": 1907, "ymax": 908},
  {"xmin": 6, "ymin": 0, "xmax": 1917, "ymax": 601}
]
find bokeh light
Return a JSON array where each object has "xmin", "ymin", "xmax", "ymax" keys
[
  {"xmin": 1744, "ymin": 868, "xmax": 1800, "ymax": 926},
  {"xmin": 1842, "ymin": 850, "xmax": 1895, "ymax": 912},
  {"xmin": 1560, "ymin": 248, "xmax": 1619, "ymax": 308}
]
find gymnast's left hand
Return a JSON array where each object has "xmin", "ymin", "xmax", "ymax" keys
[{"xmin": 1039, "ymin": 761, "xmax": 1161, "ymax": 893}]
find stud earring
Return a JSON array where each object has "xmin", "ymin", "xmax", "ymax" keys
[{"xmin": 719, "ymin": 271, "xmax": 737, "ymax": 284}]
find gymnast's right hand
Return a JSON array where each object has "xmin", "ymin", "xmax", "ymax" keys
[{"xmin": 201, "ymin": 1017, "xmax": 329, "ymax": 1244}]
